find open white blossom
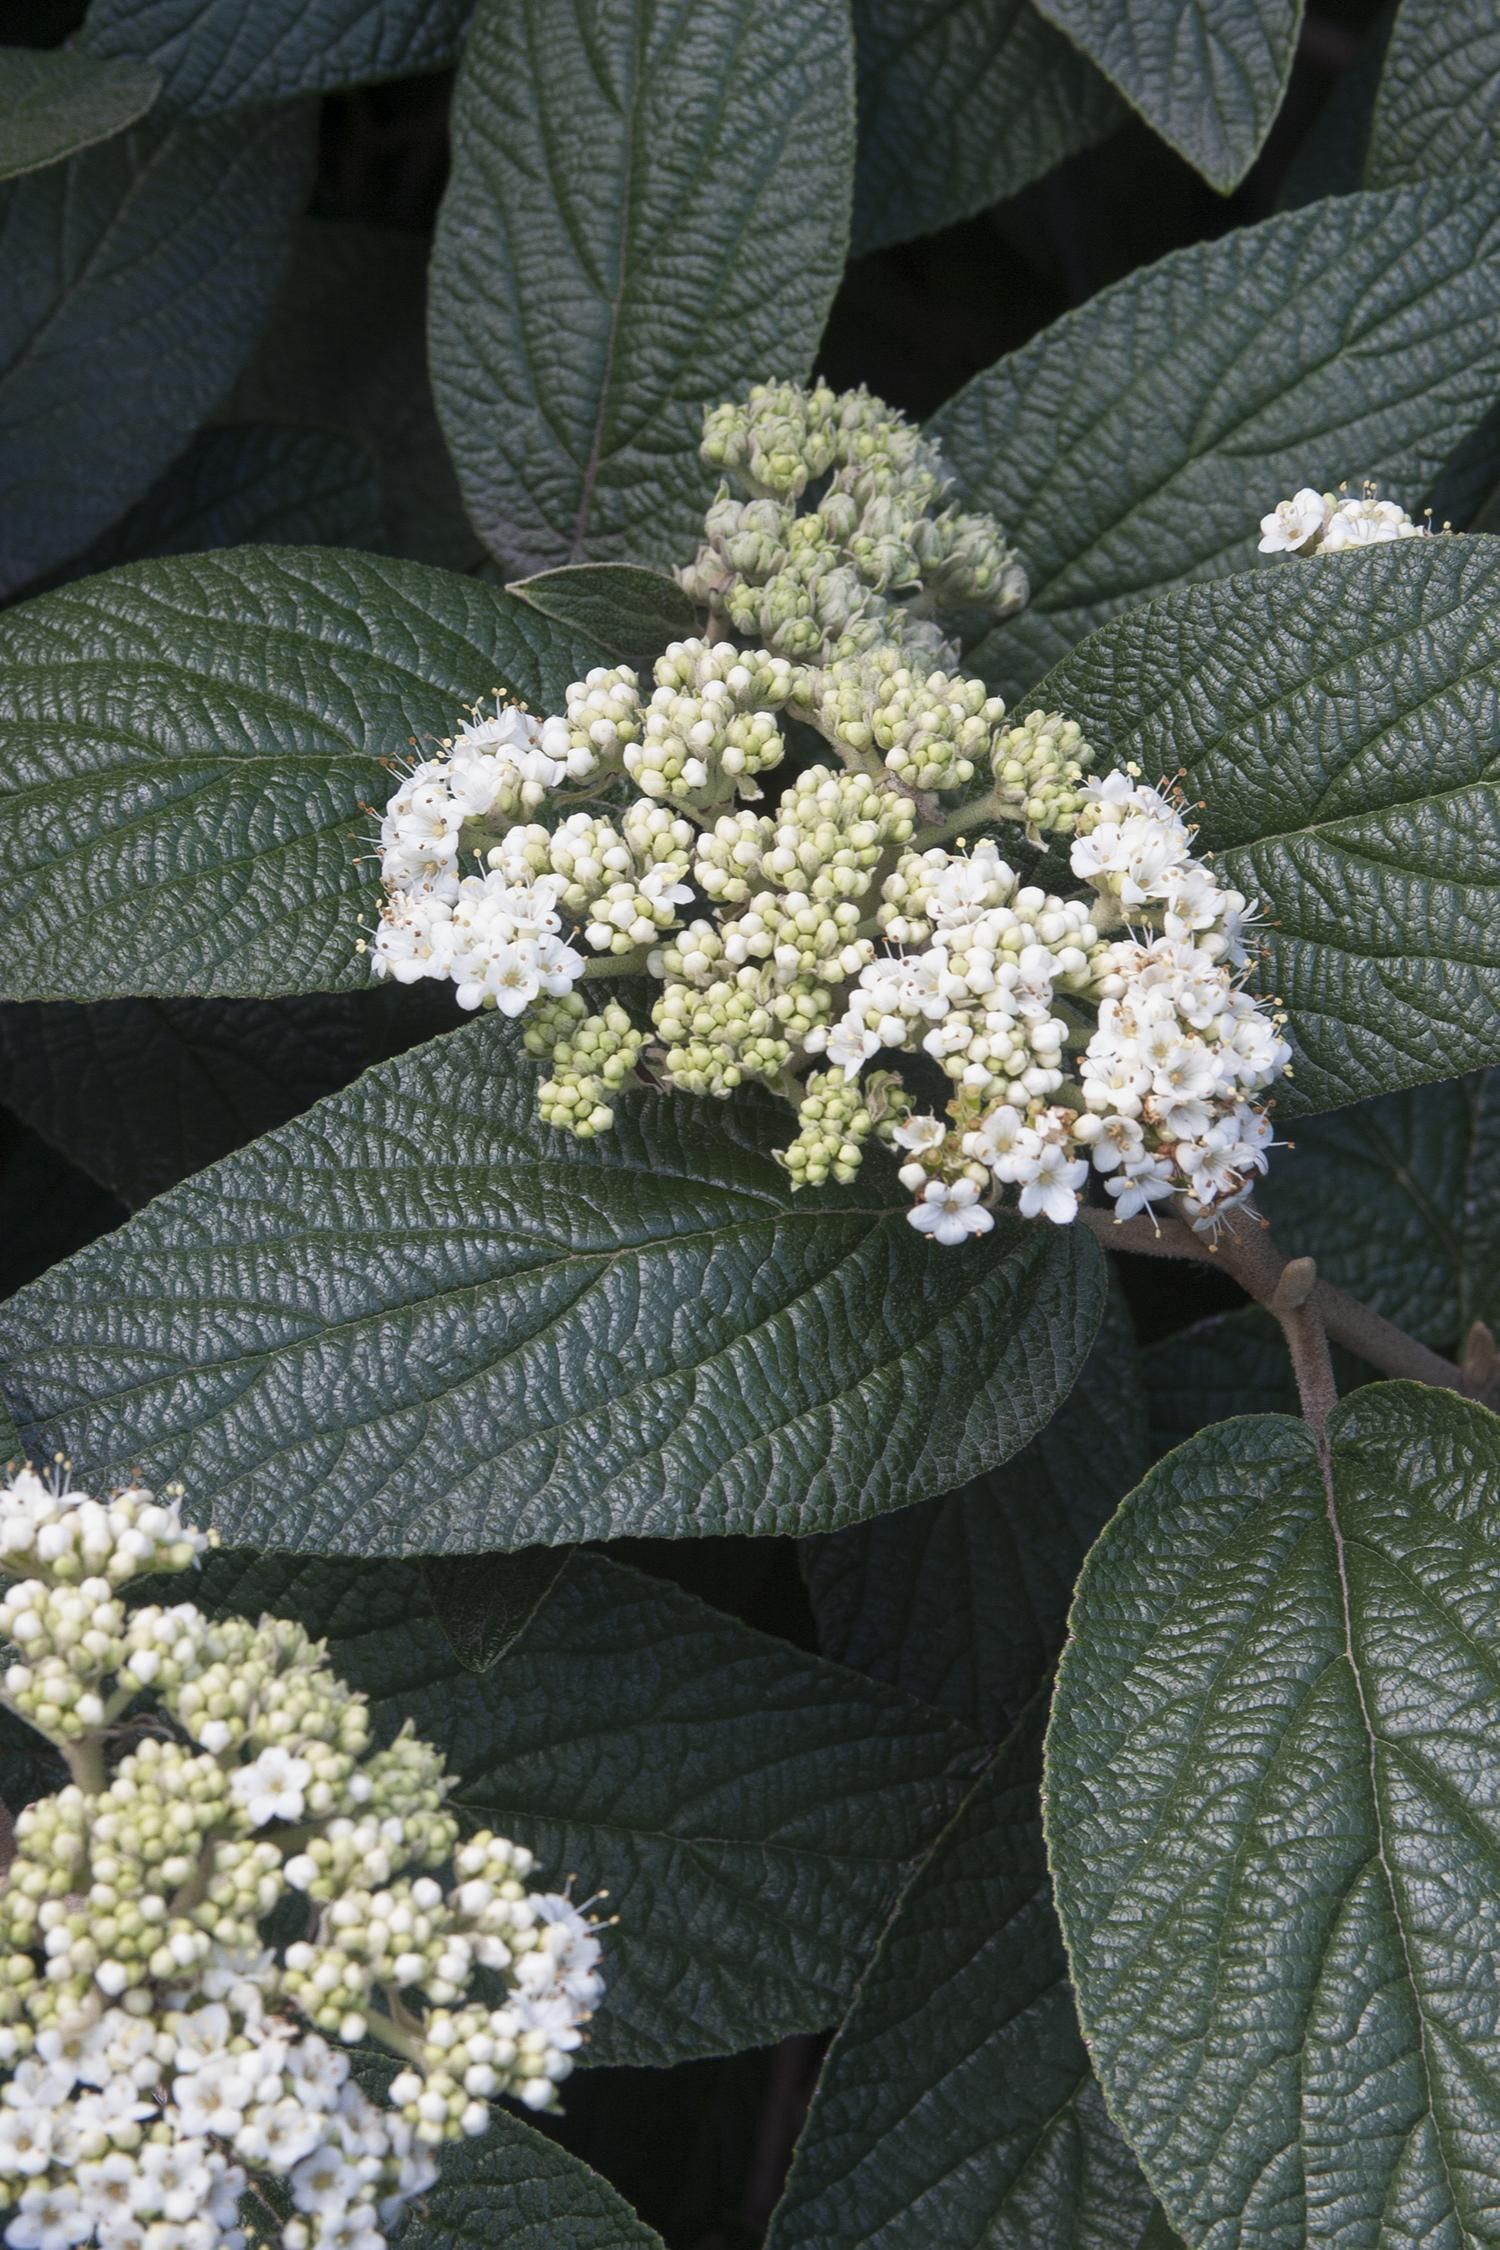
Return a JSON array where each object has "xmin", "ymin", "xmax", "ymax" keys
[
  {"xmin": 0, "ymin": 1466, "xmax": 607, "ymax": 2250},
  {"xmin": 1258, "ymin": 480, "xmax": 1430, "ymax": 558}
]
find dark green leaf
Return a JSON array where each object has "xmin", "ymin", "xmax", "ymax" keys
[
  {"xmin": 422, "ymin": 1548, "xmax": 575, "ymax": 1673},
  {"xmin": 0, "ymin": 1015, "xmax": 1105, "ymax": 1554},
  {"xmin": 850, "ymin": 0, "xmax": 1121, "ymax": 255},
  {"xmin": 1259, "ymin": 1071, "xmax": 1500, "ymax": 1348},
  {"xmin": 0, "ymin": 1392, "xmax": 17, "ymax": 1463},
  {"xmin": 429, "ymin": 0, "xmax": 855, "ymax": 576},
  {"xmin": 507, "ymin": 565, "xmax": 695, "ymax": 667},
  {"xmin": 0, "ymin": 107, "xmax": 315, "ymax": 598},
  {"xmin": 0, "ymin": 986, "xmax": 458, "ymax": 1206},
  {"xmin": 193, "ymin": 1547, "xmax": 983, "ymax": 2065},
  {"xmin": 0, "ymin": 1115, "xmax": 123, "ymax": 1298},
  {"xmin": 1366, "ymin": 0, "xmax": 1500, "ymax": 187},
  {"xmin": 1141, "ymin": 1306, "xmax": 1373, "ymax": 1459},
  {"xmin": 398, "ymin": 2105, "xmax": 664, "ymax": 2249},
  {"xmin": 221, "ymin": 219, "xmax": 483, "ymax": 573},
  {"xmin": 80, "ymin": 0, "xmax": 472, "ymax": 115},
  {"xmin": 932, "ymin": 175, "xmax": 1500, "ymax": 702},
  {"xmin": 0, "ymin": 44, "xmax": 158, "ymax": 181},
  {"xmin": 801, "ymin": 1284, "xmax": 1146, "ymax": 1737},
  {"xmin": 1137, "ymin": 2216, "xmax": 1188, "ymax": 2250},
  {"xmin": 0, "ymin": 548, "xmax": 602, "ymax": 1001},
  {"xmin": 1274, "ymin": 0, "xmax": 1391, "ymax": 210},
  {"xmin": 1029, "ymin": 0, "xmax": 1301, "ymax": 188},
  {"xmin": 1038, "ymin": 539, "xmax": 1500, "ymax": 1110},
  {"xmin": 769, "ymin": 1702, "xmax": 1158, "ymax": 2250},
  {"xmin": 1047, "ymin": 1383, "xmax": 1500, "ymax": 2248},
  {"xmin": 39, "ymin": 424, "xmax": 384, "ymax": 584}
]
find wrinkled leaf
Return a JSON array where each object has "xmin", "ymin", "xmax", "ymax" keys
[
  {"xmin": 507, "ymin": 564, "xmax": 695, "ymax": 667},
  {"xmin": 933, "ymin": 174, "xmax": 1500, "ymax": 701},
  {"xmin": 0, "ymin": 1394, "xmax": 16, "ymax": 1463},
  {"xmin": 0, "ymin": 1016, "xmax": 1105, "ymax": 1555},
  {"xmin": 0, "ymin": 44, "xmax": 158, "ymax": 181},
  {"xmin": 0, "ymin": 548, "xmax": 600, "ymax": 1001},
  {"xmin": 397, "ymin": 2104, "xmax": 664, "ymax": 2249},
  {"xmin": 1047, "ymin": 1383, "xmax": 1500, "ymax": 2247},
  {"xmin": 850, "ymin": 0, "xmax": 1121, "ymax": 255},
  {"xmin": 801, "ymin": 1284, "xmax": 1145, "ymax": 1737},
  {"xmin": 222, "ymin": 220, "xmax": 482, "ymax": 572},
  {"xmin": 0, "ymin": 986, "xmax": 458, "ymax": 1207},
  {"xmin": 769, "ymin": 1703, "xmax": 1158, "ymax": 2250},
  {"xmin": 421, "ymin": 1548, "xmax": 575, "ymax": 1673},
  {"xmin": 1366, "ymin": 0, "xmax": 1500, "ymax": 187},
  {"xmin": 1030, "ymin": 0, "xmax": 1301, "ymax": 188},
  {"xmin": 0, "ymin": 107, "xmax": 315, "ymax": 597},
  {"xmin": 80, "ymin": 0, "xmax": 472, "ymax": 115},
  {"xmin": 38, "ymin": 424, "xmax": 383, "ymax": 588},
  {"xmin": 429, "ymin": 0, "xmax": 854, "ymax": 576},
  {"xmin": 1259, "ymin": 1071, "xmax": 1500, "ymax": 1347},
  {"xmin": 193, "ymin": 1547, "xmax": 982, "ymax": 2066},
  {"xmin": 1039, "ymin": 539, "xmax": 1500, "ymax": 1110}
]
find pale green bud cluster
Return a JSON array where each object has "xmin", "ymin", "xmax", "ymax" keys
[
  {"xmin": 990, "ymin": 709, "xmax": 1094, "ymax": 838},
  {"xmin": 649, "ymin": 955, "xmax": 834, "ymax": 1098},
  {"xmin": 802, "ymin": 651, "xmax": 1008, "ymax": 796},
  {"xmin": 530, "ymin": 1000, "xmax": 646, "ymax": 1136},
  {"xmin": 683, "ymin": 379, "xmax": 1026, "ymax": 670},
  {"xmin": 0, "ymin": 1466, "xmax": 607, "ymax": 2248},
  {"xmin": 779, "ymin": 1070, "xmax": 882, "ymax": 1187}
]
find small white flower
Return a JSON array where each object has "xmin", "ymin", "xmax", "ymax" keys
[
  {"xmin": 1257, "ymin": 487, "xmax": 1328, "ymax": 554},
  {"xmin": 230, "ymin": 1746, "xmax": 311, "ymax": 1829},
  {"xmin": 907, "ymin": 1179, "xmax": 994, "ymax": 1245},
  {"xmin": 1016, "ymin": 1142, "xmax": 1088, "ymax": 1226}
]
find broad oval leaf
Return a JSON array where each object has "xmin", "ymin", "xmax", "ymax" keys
[
  {"xmin": 1260, "ymin": 1071, "xmax": 1500, "ymax": 1348},
  {"xmin": 0, "ymin": 1016, "xmax": 1105, "ymax": 1555},
  {"xmin": 1047, "ymin": 1383, "xmax": 1500, "ymax": 2249},
  {"xmin": 1365, "ymin": 0, "xmax": 1500, "ymax": 188},
  {"xmin": 80, "ymin": 0, "xmax": 473, "ymax": 115},
  {"xmin": 802, "ymin": 1284, "xmax": 1147, "ymax": 1738},
  {"xmin": 931, "ymin": 174, "xmax": 1500, "ymax": 702},
  {"xmin": 0, "ymin": 548, "xmax": 601, "ymax": 1001},
  {"xmin": 769, "ymin": 1704, "xmax": 1161, "ymax": 2250},
  {"xmin": 192, "ymin": 1547, "xmax": 981, "ymax": 2065},
  {"xmin": 0, "ymin": 108, "xmax": 315, "ymax": 598},
  {"xmin": 429, "ymin": 0, "xmax": 855, "ymax": 576},
  {"xmin": 506, "ymin": 563, "xmax": 695, "ymax": 665},
  {"xmin": 398, "ymin": 2104, "xmax": 664, "ymax": 2250},
  {"xmin": 1038, "ymin": 539, "xmax": 1500, "ymax": 1110},
  {"xmin": 420, "ymin": 1547, "xmax": 575, "ymax": 1674},
  {"xmin": 1029, "ymin": 0, "xmax": 1301, "ymax": 189},
  {"xmin": 0, "ymin": 45, "xmax": 158, "ymax": 181},
  {"xmin": 850, "ymin": 0, "xmax": 1121, "ymax": 255}
]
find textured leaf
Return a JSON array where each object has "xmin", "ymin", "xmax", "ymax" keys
[
  {"xmin": 801, "ymin": 1284, "xmax": 1146, "ymax": 1737},
  {"xmin": 80, "ymin": 0, "xmax": 472, "ymax": 115},
  {"xmin": 1038, "ymin": 538, "xmax": 1500, "ymax": 1110},
  {"xmin": 850, "ymin": 0, "xmax": 1121, "ymax": 255},
  {"xmin": 421, "ymin": 1548, "xmax": 575, "ymax": 1673},
  {"xmin": 0, "ymin": 548, "xmax": 601, "ymax": 1002},
  {"xmin": 0, "ymin": 1015, "xmax": 1105, "ymax": 1555},
  {"xmin": 0, "ymin": 107, "xmax": 315, "ymax": 598},
  {"xmin": 0, "ymin": 1394, "xmax": 16, "ymax": 1463},
  {"xmin": 1259, "ymin": 1071, "xmax": 1500, "ymax": 1348},
  {"xmin": 1366, "ymin": 0, "xmax": 1500, "ymax": 187},
  {"xmin": 38, "ymin": 424, "xmax": 383, "ymax": 587},
  {"xmin": 932, "ymin": 175, "xmax": 1500, "ymax": 702},
  {"xmin": 398, "ymin": 2104, "xmax": 664, "ymax": 2249},
  {"xmin": 221, "ymin": 219, "xmax": 482, "ymax": 573},
  {"xmin": 0, "ymin": 1117, "xmax": 124, "ymax": 1300},
  {"xmin": 429, "ymin": 0, "xmax": 855, "ymax": 576},
  {"xmin": 193, "ymin": 1547, "xmax": 982, "ymax": 2065},
  {"xmin": 0, "ymin": 45, "xmax": 158, "ymax": 181},
  {"xmin": 1141, "ymin": 1307, "xmax": 1373, "ymax": 1459},
  {"xmin": 507, "ymin": 565, "xmax": 695, "ymax": 666},
  {"xmin": 769, "ymin": 1704, "xmax": 1158, "ymax": 2250},
  {"xmin": 1029, "ymin": 0, "xmax": 1301, "ymax": 187},
  {"xmin": 1047, "ymin": 1383, "xmax": 1500, "ymax": 2249},
  {"xmin": 0, "ymin": 986, "xmax": 458, "ymax": 1206}
]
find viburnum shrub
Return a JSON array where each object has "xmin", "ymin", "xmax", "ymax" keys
[{"xmin": 1, "ymin": 1, "xmax": 1499, "ymax": 2244}]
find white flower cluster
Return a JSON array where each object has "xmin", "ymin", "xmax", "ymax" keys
[
  {"xmin": 362, "ymin": 379, "xmax": 1296, "ymax": 1241},
  {"xmin": 0, "ymin": 1466, "xmax": 605, "ymax": 2250},
  {"xmin": 1258, "ymin": 480, "xmax": 1430, "ymax": 556}
]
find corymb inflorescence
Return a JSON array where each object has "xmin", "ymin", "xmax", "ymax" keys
[
  {"xmin": 366, "ymin": 379, "xmax": 1299, "ymax": 1242},
  {"xmin": 0, "ymin": 1464, "xmax": 605, "ymax": 2250}
]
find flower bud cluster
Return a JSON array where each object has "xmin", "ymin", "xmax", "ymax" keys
[
  {"xmin": 0, "ymin": 1466, "xmax": 605, "ymax": 2250},
  {"xmin": 1258, "ymin": 480, "xmax": 1432, "ymax": 556},
  {"xmin": 683, "ymin": 381, "xmax": 1026, "ymax": 668}
]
